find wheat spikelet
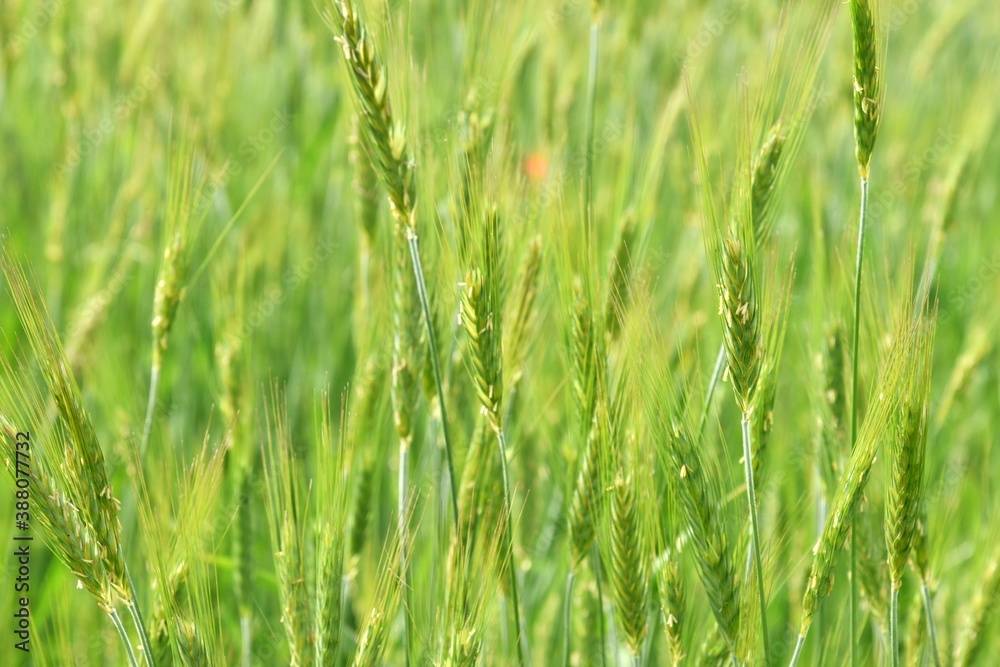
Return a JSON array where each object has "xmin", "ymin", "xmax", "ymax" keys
[
  {"xmin": 718, "ymin": 230, "xmax": 761, "ymax": 414},
  {"xmin": 605, "ymin": 208, "xmax": 638, "ymax": 341},
  {"xmin": 798, "ymin": 316, "xmax": 919, "ymax": 636},
  {"xmin": 459, "ymin": 207, "xmax": 504, "ymax": 432},
  {"xmin": 328, "ymin": 0, "xmax": 415, "ymax": 228},
  {"xmin": 350, "ymin": 114, "xmax": 381, "ymax": 244},
  {"xmin": 954, "ymin": 546, "xmax": 1000, "ymax": 667},
  {"xmin": 390, "ymin": 222, "xmax": 421, "ymax": 451},
  {"xmin": 262, "ymin": 393, "xmax": 312, "ymax": 667},
  {"xmin": 886, "ymin": 319, "xmax": 934, "ymax": 589},
  {"xmin": 607, "ymin": 426, "xmax": 648, "ymax": 658},
  {"xmin": 655, "ymin": 550, "xmax": 686, "ymax": 666},
  {"xmin": 750, "ymin": 124, "xmax": 786, "ymax": 247},
  {"xmin": 663, "ymin": 419, "xmax": 739, "ymax": 651},
  {"xmin": 850, "ymin": 0, "xmax": 884, "ymax": 179}
]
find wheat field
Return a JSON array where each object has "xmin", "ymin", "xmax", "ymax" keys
[{"xmin": 1, "ymin": 0, "xmax": 999, "ymax": 665}]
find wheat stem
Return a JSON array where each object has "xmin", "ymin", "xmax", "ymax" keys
[
  {"xmin": 889, "ymin": 587, "xmax": 900, "ymax": 667},
  {"xmin": 124, "ymin": 564, "xmax": 156, "ymax": 667},
  {"xmin": 698, "ymin": 346, "xmax": 727, "ymax": 436},
  {"xmin": 241, "ymin": 615, "xmax": 252, "ymax": 667},
  {"xmin": 399, "ymin": 438, "xmax": 412, "ymax": 667},
  {"xmin": 110, "ymin": 609, "xmax": 141, "ymax": 667},
  {"xmin": 140, "ymin": 366, "xmax": 160, "ymax": 459},
  {"xmin": 407, "ymin": 231, "xmax": 461, "ymax": 526},
  {"xmin": 563, "ymin": 570, "xmax": 575, "ymax": 667},
  {"xmin": 848, "ymin": 176, "xmax": 869, "ymax": 667},
  {"xmin": 921, "ymin": 584, "xmax": 941, "ymax": 667},
  {"xmin": 584, "ymin": 20, "xmax": 600, "ymax": 237},
  {"xmin": 592, "ymin": 540, "xmax": 608, "ymax": 667},
  {"xmin": 789, "ymin": 635, "xmax": 806, "ymax": 667},
  {"xmin": 742, "ymin": 416, "xmax": 771, "ymax": 665},
  {"xmin": 496, "ymin": 427, "xmax": 528, "ymax": 667}
]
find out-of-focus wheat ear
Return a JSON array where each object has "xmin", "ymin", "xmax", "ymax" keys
[
  {"xmin": 315, "ymin": 392, "xmax": 354, "ymax": 667},
  {"xmin": 793, "ymin": 314, "xmax": 921, "ymax": 661},
  {"xmin": 886, "ymin": 317, "xmax": 935, "ymax": 667},
  {"xmin": 352, "ymin": 507, "xmax": 408, "ymax": 667},
  {"xmin": 886, "ymin": 318, "xmax": 936, "ymax": 587},
  {"xmin": 347, "ymin": 358, "xmax": 384, "ymax": 570},
  {"xmin": 750, "ymin": 262, "xmax": 793, "ymax": 486},
  {"xmin": 750, "ymin": 123, "xmax": 786, "ymax": 247},
  {"xmin": 954, "ymin": 546, "xmax": 1000, "ymax": 667},
  {"xmin": 571, "ymin": 277, "xmax": 598, "ymax": 438},
  {"xmin": 904, "ymin": 588, "xmax": 928, "ymax": 667},
  {"xmin": 604, "ymin": 208, "xmax": 638, "ymax": 341},
  {"xmin": 857, "ymin": 510, "xmax": 889, "ymax": 632},
  {"xmin": 505, "ymin": 235, "xmax": 543, "ymax": 387},
  {"xmin": 654, "ymin": 549, "xmax": 685, "ymax": 666},
  {"xmin": 350, "ymin": 113, "xmax": 380, "ymax": 245},
  {"xmin": 261, "ymin": 389, "xmax": 312, "ymax": 667},
  {"xmin": 850, "ymin": 0, "xmax": 885, "ymax": 180}
]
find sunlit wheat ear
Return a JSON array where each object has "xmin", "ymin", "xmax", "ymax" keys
[
  {"xmin": 718, "ymin": 229, "xmax": 761, "ymax": 414},
  {"xmin": 328, "ymin": 0, "xmax": 415, "ymax": 228},
  {"xmin": 606, "ymin": 424, "xmax": 649, "ymax": 659},
  {"xmin": 798, "ymin": 316, "xmax": 920, "ymax": 638},
  {"xmin": 662, "ymin": 418, "xmax": 739, "ymax": 652},
  {"xmin": 885, "ymin": 322, "xmax": 934, "ymax": 590},
  {"xmin": 850, "ymin": 0, "xmax": 885, "ymax": 180},
  {"xmin": 459, "ymin": 206, "xmax": 504, "ymax": 432},
  {"xmin": 654, "ymin": 549, "xmax": 686, "ymax": 666},
  {"xmin": 0, "ymin": 256, "xmax": 130, "ymax": 605},
  {"xmin": 955, "ymin": 547, "xmax": 1000, "ymax": 667}
]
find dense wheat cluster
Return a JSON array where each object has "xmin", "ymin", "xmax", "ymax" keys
[{"xmin": 1, "ymin": 0, "xmax": 999, "ymax": 665}]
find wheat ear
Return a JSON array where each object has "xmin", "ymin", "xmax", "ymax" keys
[
  {"xmin": 326, "ymin": 0, "xmax": 460, "ymax": 530},
  {"xmin": 459, "ymin": 206, "xmax": 528, "ymax": 666},
  {"xmin": 846, "ymin": 4, "xmax": 886, "ymax": 657}
]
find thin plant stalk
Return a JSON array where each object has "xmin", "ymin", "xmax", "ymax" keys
[
  {"xmin": 790, "ymin": 635, "xmax": 806, "ymax": 667},
  {"xmin": 592, "ymin": 540, "xmax": 608, "ymax": 667},
  {"xmin": 848, "ymin": 176, "xmax": 870, "ymax": 667},
  {"xmin": 563, "ymin": 570, "xmax": 575, "ymax": 667},
  {"xmin": 921, "ymin": 584, "xmax": 941, "ymax": 667},
  {"xmin": 584, "ymin": 20, "xmax": 600, "ymax": 236},
  {"xmin": 140, "ymin": 367, "xmax": 160, "ymax": 458},
  {"xmin": 241, "ymin": 616, "xmax": 252, "ymax": 667},
  {"xmin": 399, "ymin": 436, "xmax": 412, "ymax": 667},
  {"xmin": 496, "ymin": 427, "xmax": 528, "ymax": 667},
  {"xmin": 698, "ymin": 346, "xmax": 727, "ymax": 435},
  {"xmin": 889, "ymin": 587, "xmax": 900, "ymax": 667},
  {"xmin": 124, "ymin": 564, "xmax": 156, "ymax": 667},
  {"xmin": 742, "ymin": 416, "xmax": 771, "ymax": 665},
  {"xmin": 407, "ymin": 232, "xmax": 460, "ymax": 526},
  {"xmin": 109, "ymin": 609, "xmax": 141, "ymax": 667}
]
